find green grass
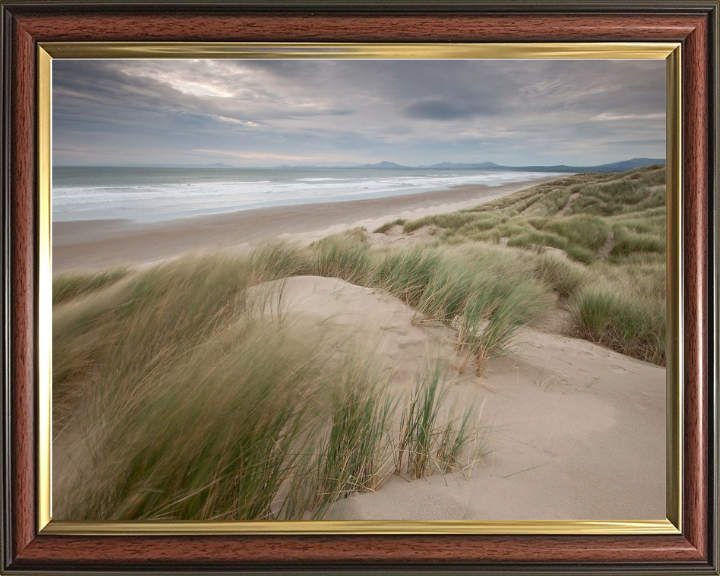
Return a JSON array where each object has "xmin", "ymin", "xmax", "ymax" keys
[
  {"xmin": 53, "ymin": 246, "xmax": 493, "ymax": 521},
  {"xmin": 389, "ymin": 166, "xmax": 665, "ymax": 265},
  {"xmin": 569, "ymin": 283, "xmax": 665, "ymax": 365},
  {"xmin": 395, "ymin": 364, "xmax": 481, "ymax": 480},
  {"xmin": 416, "ymin": 262, "xmax": 476, "ymax": 322},
  {"xmin": 53, "ymin": 165, "xmax": 668, "ymax": 521},
  {"xmin": 532, "ymin": 214, "xmax": 611, "ymax": 252},
  {"xmin": 434, "ymin": 403, "xmax": 479, "ymax": 474},
  {"xmin": 456, "ymin": 278, "xmax": 552, "ymax": 374},
  {"xmin": 371, "ymin": 164, "xmax": 667, "ymax": 364},
  {"xmin": 295, "ymin": 358, "xmax": 398, "ymax": 519},
  {"xmin": 396, "ymin": 364, "xmax": 445, "ymax": 479},
  {"xmin": 373, "ymin": 246, "xmax": 444, "ymax": 307},
  {"xmin": 534, "ymin": 253, "xmax": 589, "ymax": 299},
  {"xmin": 403, "ymin": 212, "xmax": 477, "ymax": 233},
  {"xmin": 374, "ymin": 218, "xmax": 406, "ymax": 234},
  {"xmin": 53, "ymin": 267, "xmax": 129, "ymax": 305},
  {"xmin": 369, "ymin": 243, "xmax": 551, "ymax": 375},
  {"xmin": 311, "ymin": 228, "xmax": 371, "ymax": 284},
  {"xmin": 611, "ymin": 227, "xmax": 665, "ymax": 257},
  {"xmin": 59, "ymin": 310, "xmax": 325, "ymax": 520}
]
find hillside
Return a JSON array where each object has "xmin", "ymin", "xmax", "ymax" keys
[{"xmin": 375, "ymin": 164, "xmax": 667, "ymax": 364}]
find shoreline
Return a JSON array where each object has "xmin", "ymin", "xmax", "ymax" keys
[
  {"xmin": 52, "ymin": 168, "xmax": 667, "ymax": 521},
  {"xmin": 53, "ymin": 175, "xmax": 561, "ymax": 274}
]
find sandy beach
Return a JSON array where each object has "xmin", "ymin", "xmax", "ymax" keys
[
  {"xmin": 52, "ymin": 171, "xmax": 667, "ymax": 521},
  {"xmin": 53, "ymin": 177, "xmax": 560, "ymax": 274},
  {"xmin": 252, "ymin": 275, "xmax": 665, "ymax": 521}
]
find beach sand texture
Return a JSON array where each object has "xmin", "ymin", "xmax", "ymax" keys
[
  {"xmin": 53, "ymin": 178, "xmax": 561, "ymax": 274},
  {"xmin": 52, "ymin": 174, "xmax": 666, "ymax": 521},
  {"xmin": 250, "ymin": 275, "xmax": 665, "ymax": 521}
]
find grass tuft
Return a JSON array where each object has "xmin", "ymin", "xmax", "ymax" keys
[
  {"xmin": 311, "ymin": 230, "xmax": 371, "ymax": 284},
  {"xmin": 569, "ymin": 284, "xmax": 665, "ymax": 365},
  {"xmin": 374, "ymin": 219, "xmax": 406, "ymax": 234},
  {"xmin": 396, "ymin": 364, "xmax": 483, "ymax": 480},
  {"xmin": 534, "ymin": 253, "xmax": 588, "ymax": 299},
  {"xmin": 53, "ymin": 165, "xmax": 667, "ymax": 521},
  {"xmin": 53, "ymin": 268, "xmax": 129, "ymax": 305}
]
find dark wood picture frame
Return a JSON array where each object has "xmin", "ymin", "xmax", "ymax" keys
[{"xmin": 1, "ymin": 1, "xmax": 718, "ymax": 573}]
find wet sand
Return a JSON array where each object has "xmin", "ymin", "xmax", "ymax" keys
[{"xmin": 53, "ymin": 176, "xmax": 560, "ymax": 274}]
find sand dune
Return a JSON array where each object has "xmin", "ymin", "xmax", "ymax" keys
[
  {"xmin": 248, "ymin": 275, "xmax": 666, "ymax": 520},
  {"xmin": 52, "ymin": 171, "xmax": 667, "ymax": 521}
]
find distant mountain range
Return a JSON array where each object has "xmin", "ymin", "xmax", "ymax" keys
[
  {"xmin": 70, "ymin": 158, "xmax": 665, "ymax": 173},
  {"xmin": 277, "ymin": 158, "xmax": 665, "ymax": 173}
]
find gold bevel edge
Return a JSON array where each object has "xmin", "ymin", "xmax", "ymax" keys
[
  {"xmin": 37, "ymin": 42, "xmax": 683, "ymax": 536},
  {"xmin": 41, "ymin": 519, "xmax": 679, "ymax": 536},
  {"xmin": 37, "ymin": 46, "xmax": 52, "ymax": 532},
  {"xmin": 38, "ymin": 42, "xmax": 679, "ymax": 60},
  {"xmin": 665, "ymin": 45, "xmax": 682, "ymax": 532}
]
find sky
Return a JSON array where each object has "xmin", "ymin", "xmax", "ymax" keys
[{"xmin": 52, "ymin": 59, "xmax": 666, "ymax": 167}]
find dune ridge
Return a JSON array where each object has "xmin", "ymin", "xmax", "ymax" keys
[{"xmin": 52, "ymin": 166, "xmax": 667, "ymax": 521}]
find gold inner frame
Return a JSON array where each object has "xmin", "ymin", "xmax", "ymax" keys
[{"xmin": 37, "ymin": 42, "xmax": 682, "ymax": 536}]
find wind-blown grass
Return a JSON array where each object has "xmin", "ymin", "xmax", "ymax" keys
[
  {"xmin": 373, "ymin": 218, "xmax": 406, "ymax": 234},
  {"xmin": 396, "ymin": 364, "xmax": 446, "ymax": 479},
  {"xmin": 374, "ymin": 246, "xmax": 444, "ymax": 307},
  {"xmin": 53, "ymin": 247, "xmax": 492, "ymax": 521},
  {"xmin": 434, "ymin": 404, "xmax": 478, "ymax": 474},
  {"xmin": 311, "ymin": 228, "xmax": 372, "ymax": 284},
  {"xmin": 54, "ymin": 165, "xmax": 668, "ymax": 521},
  {"xmin": 369, "ymin": 243, "xmax": 552, "ymax": 374},
  {"xmin": 396, "ymin": 364, "xmax": 482, "ymax": 480},
  {"xmin": 372, "ymin": 164, "xmax": 667, "ymax": 365},
  {"xmin": 59, "ymin": 312, "xmax": 325, "ymax": 520},
  {"xmin": 534, "ymin": 253, "xmax": 589, "ymax": 299},
  {"xmin": 569, "ymin": 283, "xmax": 665, "ymax": 365},
  {"xmin": 456, "ymin": 278, "xmax": 552, "ymax": 374},
  {"xmin": 53, "ymin": 267, "xmax": 129, "ymax": 305},
  {"xmin": 291, "ymin": 358, "xmax": 398, "ymax": 519}
]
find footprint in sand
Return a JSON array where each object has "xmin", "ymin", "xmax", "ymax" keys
[
  {"xmin": 610, "ymin": 365, "xmax": 632, "ymax": 374},
  {"xmin": 577, "ymin": 351, "xmax": 597, "ymax": 358},
  {"xmin": 380, "ymin": 324, "xmax": 409, "ymax": 335},
  {"xmin": 397, "ymin": 338, "xmax": 426, "ymax": 349}
]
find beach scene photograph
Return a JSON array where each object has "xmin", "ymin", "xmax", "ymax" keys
[{"xmin": 51, "ymin": 57, "xmax": 668, "ymax": 522}]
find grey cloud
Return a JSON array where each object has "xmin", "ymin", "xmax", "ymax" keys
[
  {"xmin": 403, "ymin": 99, "xmax": 497, "ymax": 121},
  {"xmin": 52, "ymin": 58, "xmax": 667, "ymax": 167}
]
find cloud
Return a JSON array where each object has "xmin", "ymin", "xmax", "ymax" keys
[
  {"xmin": 591, "ymin": 112, "xmax": 666, "ymax": 122},
  {"xmin": 403, "ymin": 99, "xmax": 497, "ymax": 121},
  {"xmin": 211, "ymin": 115, "xmax": 260, "ymax": 127},
  {"xmin": 195, "ymin": 149, "xmax": 319, "ymax": 161},
  {"xmin": 52, "ymin": 58, "xmax": 667, "ymax": 166}
]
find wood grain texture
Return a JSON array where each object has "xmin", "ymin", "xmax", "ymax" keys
[
  {"xmin": 14, "ymin": 12, "xmax": 703, "ymax": 42},
  {"xmin": 12, "ymin": 534, "xmax": 705, "ymax": 566},
  {"xmin": 681, "ymin": 11, "xmax": 710, "ymax": 560},
  {"xmin": 10, "ymin": 19, "xmax": 36, "ymax": 560},
  {"xmin": 3, "ymin": 4, "xmax": 716, "ymax": 572}
]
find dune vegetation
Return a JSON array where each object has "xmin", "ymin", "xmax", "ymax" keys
[
  {"xmin": 378, "ymin": 164, "xmax": 667, "ymax": 365},
  {"xmin": 52, "ymin": 248, "xmax": 490, "ymax": 521},
  {"xmin": 52, "ymin": 165, "xmax": 666, "ymax": 521}
]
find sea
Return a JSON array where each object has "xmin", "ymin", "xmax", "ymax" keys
[{"xmin": 52, "ymin": 166, "xmax": 559, "ymax": 223}]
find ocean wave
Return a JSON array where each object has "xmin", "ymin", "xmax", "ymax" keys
[{"xmin": 52, "ymin": 170, "xmax": 560, "ymax": 222}]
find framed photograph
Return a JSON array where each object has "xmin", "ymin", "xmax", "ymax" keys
[{"xmin": 1, "ymin": 1, "xmax": 717, "ymax": 574}]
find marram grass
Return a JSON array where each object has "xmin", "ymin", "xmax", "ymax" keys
[
  {"xmin": 53, "ymin": 247, "xmax": 495, "ymax": 520},
  {"xmin": 53, "ymin": 165, "xmax": 667, "ymax": 521},
  {"xmin": 376, "ymin": 165, "xmax": 667, "ymax": 364}
]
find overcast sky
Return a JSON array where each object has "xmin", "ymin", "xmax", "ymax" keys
[{"xmin": 52, "ymin": 59, "xmax": 666, "ymax": 167}]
